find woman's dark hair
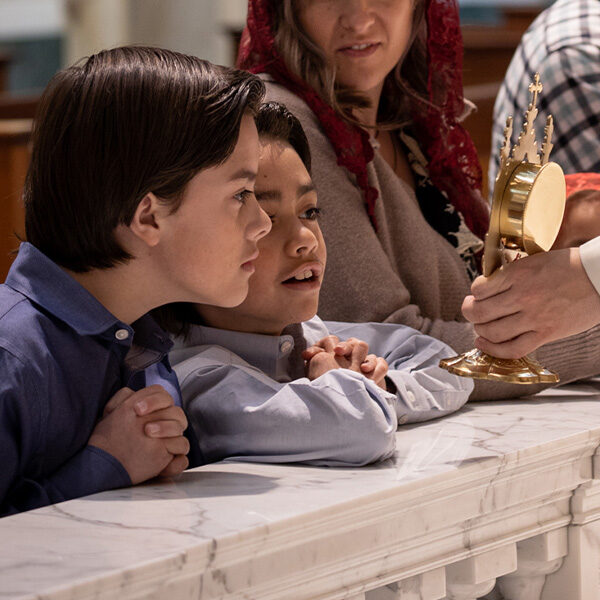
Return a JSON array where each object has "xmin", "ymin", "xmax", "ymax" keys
[
  {"xmin": 24, "ymin": 46, "xmax": 265, "ymax": 272},
  {"xmin": 154, "ymin": 100, "xmax": 313, "ymax": 337},
  {"xmin": 255, "ymin": 101, "xmax": 312, "ymax": 173}
]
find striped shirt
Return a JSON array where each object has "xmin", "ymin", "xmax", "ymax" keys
[{"xmin": 490, "ymin": 0, "xmax": 600, "ymax": 193}]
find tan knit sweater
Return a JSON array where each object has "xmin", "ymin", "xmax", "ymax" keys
[{"xmin": 264, "ymin": 78, "xmax": 600, "ymax": 400}]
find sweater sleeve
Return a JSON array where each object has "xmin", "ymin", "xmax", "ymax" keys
[
  {"xmin": 175, "ymin": 350, "xmax": 397, "ymax": 467},
  {"xmin": 323, "ymin": 321, "xmax": 473, "ymax": 423},
  {"xmin": 264, "ymin": 81, "xmax": 600, "ymax": 402}
]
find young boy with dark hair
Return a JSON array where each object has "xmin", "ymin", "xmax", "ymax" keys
[
  {"xmin": 0, "ymin": 46, "xmax": 271, "ymax": 516},
  {"xmin": 167, "ymin": 103, "xmax": 473, "ymax": 467}
]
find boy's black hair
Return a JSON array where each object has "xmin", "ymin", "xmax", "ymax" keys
[
  {"xmin": 153, "ymin": 100, "xmax": 314, "ymax": 337},
  {"xmin": 24, "ymin": 46, "xmax": 265, "ymax": 272},
  {"xmin": 254, "ymin": 101, "xmax": 312, "ymax": 174}
]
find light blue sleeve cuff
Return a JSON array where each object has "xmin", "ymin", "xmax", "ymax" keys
[{"xmin": 579, "ymin": 237, "xmax": 600, "ymax": 297}]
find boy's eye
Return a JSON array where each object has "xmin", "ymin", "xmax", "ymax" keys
[
  {"xmin": 234, "ymin": 189, "xmax": 254, "ymax": 204},
  {"xmin": 301, "ymin": 207, "xmax": 322, "ymax": 221}
]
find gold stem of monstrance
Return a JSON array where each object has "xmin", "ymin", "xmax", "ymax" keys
[{"xmin": 439, "ymin": 74, "xmax": 566, "ymax": 384}]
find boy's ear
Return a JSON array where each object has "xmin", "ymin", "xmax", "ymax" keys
[{"xmin": 128, "ymin": 192, "xmax": 165, "ymax": 247}]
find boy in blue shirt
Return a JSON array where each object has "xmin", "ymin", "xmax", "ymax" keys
[
  {"xmin": 0, "ymin": 47, "xmax": 271, "ymax": 515},
  {"xmin": 163, "ymin": 103, "xmax": 473, "ymax": 466}
]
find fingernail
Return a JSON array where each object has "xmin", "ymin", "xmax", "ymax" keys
[
  {"xmin": 146, "ymin": 423, "xmax": 160, "ymax": 435},
  {"xmin": 135, "ymin": 400, "xmax": 147, "ymax": 414}
]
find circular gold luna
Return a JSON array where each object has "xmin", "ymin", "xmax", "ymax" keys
[
  {"xmin": 499, "ymin": 161, "xmax": 565, "ymax": 255},
  {"xmin": 439, "ymin": 350, "xmax": 559, "ymax": 384}
]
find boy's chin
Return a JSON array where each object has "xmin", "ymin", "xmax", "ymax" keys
[
  {"xmin": 292, "ymin": 305, "xmax": 319, "ymax": 325},
  {"xmin": 217, "ymin": 286, "xmax": 251, "ymax": 308}
]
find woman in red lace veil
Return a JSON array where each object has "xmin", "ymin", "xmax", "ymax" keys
[
  {"xmin": 235, "ymin": 0, "xmax": 520, "ymax": 392},
  {"xmin": 239, "ymin": 0, "xmax": 489, "ymax": 241}
]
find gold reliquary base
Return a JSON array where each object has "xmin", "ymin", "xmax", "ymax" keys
[{"xmin": 439, "ymin": 349, "xmax": 559, "ymax": 384}]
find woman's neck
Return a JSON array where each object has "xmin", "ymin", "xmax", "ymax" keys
[{"xmin": 352, "ymin": 83, "xmax": 384, "ymax": 128}]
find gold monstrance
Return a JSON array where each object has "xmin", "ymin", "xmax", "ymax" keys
[{"xmin": 439, "ymin": 74, "xmax": 566, "ymax": 384}]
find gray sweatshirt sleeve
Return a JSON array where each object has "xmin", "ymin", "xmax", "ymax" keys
[
  {"xmin": 175, "ymin": 349, "xmax": 397, "ymax": 467},
  {"xmin": 321, "ymin": 321, "xmax": 474, "ymax": 423}
]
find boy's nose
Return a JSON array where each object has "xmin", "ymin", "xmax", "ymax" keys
[
  {"xmin": 340, "ymin": 0, "xmax": 376, "ymax": 33},
  {"xmin": 287, "ymin": 225, "xmax": 319, "ymax": 256},
  {"xmin": 249, "ymin": 201, "xmax": 272, "ymax": 242}
]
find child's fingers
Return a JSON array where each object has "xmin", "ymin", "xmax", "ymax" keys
[
  {"xmin": 302, "ymin": 346, "xmax": 325, "ymax": 360},
  {"xmin": 145, "ymin": 419, "xmax": 186, "ymax": 438},
  {"xmin": 142, "ymin": 406, "xmax": 188, "ymax": 430},
  {"xmin": 163, "ymin": 435, "xmax": 191, "ymax": 457},
  {"xmin": 333, "ymin": 342, "xmax": 352, "ymax": 357},
  {"xmin": 133, "ymin": 389, "xmax": 175, "ymax": 417},
  {"xmin": 317, "ymin": 335, "xmax": 341, "ymax": 353},
  {"xmin": 360, "ymin": 354, "xmax": 377, "ymax": 373},
  {"xmin": 103, "ymin": 387, "xmax": 135, "ymax": 415},
  {"xmin": 372, "ymin": 357, "xmax": 389, "ymax": 385},
  {"xmin": 158, "ymin": 454, "xmax": 189, "ymax": 478},
  {"xmin": 348, "ymin": 340, "xmax": 369, "ymax": 370}
]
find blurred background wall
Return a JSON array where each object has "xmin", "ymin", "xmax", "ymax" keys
[
  {"xmin": 0, "ymin": 0, "xmax": 552, "ymax": 93},
  {"xmin": 0, "ymin": 0, "xmax": 553, "ymax": 280}
]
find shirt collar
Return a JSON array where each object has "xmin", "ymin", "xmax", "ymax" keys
[
  {"xmin": 5, "ymin": 243, "xmax": 172, "ymax": 353},
  {"xmin": 182, "ymin": 323, "xmax": 304, "ymax": 380}
]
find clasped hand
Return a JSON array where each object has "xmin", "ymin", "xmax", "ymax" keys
[
  {"xmin": 302, "ymin": 335, "xmax": 389, "ymax": 391},
  {"xmin": 88, "ymin": 385, "xmax": 190, "ymax": 484}
]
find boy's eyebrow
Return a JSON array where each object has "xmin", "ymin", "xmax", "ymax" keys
[
  {"xmin": 228, "ymin": 169, "xmax": 258, "ymax": 182},
  {"xmin": 298, "ymin": 183, "xmax": 316, "ymax": 197},
  {"xmin": 255, "ymin": 182, "xmax": 316, "ymax": 202},
  {"xmin": 255, "ymin": 189, "xmax": 281, "ymax": 201}
]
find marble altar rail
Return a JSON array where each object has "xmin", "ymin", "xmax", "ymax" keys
[{"xmin": 3, "ymin": 382, "xmax": 600, "ymax": 600}]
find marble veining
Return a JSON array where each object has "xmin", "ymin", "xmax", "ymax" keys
[{"xmin": 2, "ymin": 381, "xmax": 600, "ymax": 599}]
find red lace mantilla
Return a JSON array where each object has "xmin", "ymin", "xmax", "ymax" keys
[
  {"xmin": 565, "ymin": 173, "xmax": 600, "ymax": 197},
  {"xmin": 238, "ymin": 0, "xmax": 490, "ymax": 240}
]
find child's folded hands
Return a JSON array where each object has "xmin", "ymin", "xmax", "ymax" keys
[
  {"xmin": 89, "ymin": 384, "xmax": 190, "ymax": 484},
  {"xmin": 302, "ymin": 335, "xmax": 388, "ymax": 391}
]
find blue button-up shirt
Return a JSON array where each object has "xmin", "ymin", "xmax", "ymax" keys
[
  {"xmin": 0, "ymin": 243, "xmax": 181, "ymax": 516},
  {"xmin": 171, "ymin": 317, "xmax": 473, "ymax": 467}
]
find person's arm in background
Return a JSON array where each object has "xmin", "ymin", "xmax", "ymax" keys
[{"xmin": 463, "ymin": 241, "xmax": 600, "ymax": 358}]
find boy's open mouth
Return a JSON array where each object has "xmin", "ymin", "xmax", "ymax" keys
[{"xmin": 281, "ymin": 264, "xmax": 323, "ymax": 289}]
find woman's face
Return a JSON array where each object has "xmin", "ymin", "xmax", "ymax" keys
[{"xmin": 298, "ymin": 0, "xmax": 415, "ymax": 97}]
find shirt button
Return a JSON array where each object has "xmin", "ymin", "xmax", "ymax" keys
[
  {"xmin": 398, "ymin": 414, "xmax": 408, "ymax": 425},
  {"xmin": 115, "ymin": 328, "xmax": 130, "ymax": 341},
  {"xmin": 280, "ymin": 340, "xmax": 292, "ymax": 353}
]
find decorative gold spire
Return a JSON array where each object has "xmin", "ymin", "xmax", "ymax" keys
[
  {"xmin": 541, "ymin": 116, "xmax": 554, "ymax": 165},
  {"xmin": 511, "ymin": 73, "xmax": 542, "ymax": 164}
]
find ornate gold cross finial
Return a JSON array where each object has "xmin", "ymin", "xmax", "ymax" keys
[
  {"xmin": 513, "ymin": 72, "xmax": 542, "ymax": 164},
  {"xmin": 528, "ymin": 73, "xmax": 543, "ymax": 109}
]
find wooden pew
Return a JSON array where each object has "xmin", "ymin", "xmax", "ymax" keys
[
  {"xmin": 0, "ymin": 92, "xmax": 39, "ymax": 119},
  {"xmin": 0, "ymin": 119, "xmax": 30, "ymax": 282},
  {"xmin": 0, "ymin": 53, "xmax": 11, "ymax": 93}
]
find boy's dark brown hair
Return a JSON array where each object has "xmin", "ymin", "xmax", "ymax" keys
[
  {"xmin": 24, "ymin": 46, "xmax": 265, "ymax": 272},
  {"xmin": 255, "ymin": 101, "xmax": 311, "ymax": 174},
  {"xmin": 154, "ymin": 100, "xmax": 313, "ymax": 337}
]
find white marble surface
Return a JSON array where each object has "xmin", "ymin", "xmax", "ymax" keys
[{"xmin": 3, "ymin": 381, "xmax": 600, "ymax": 599}]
